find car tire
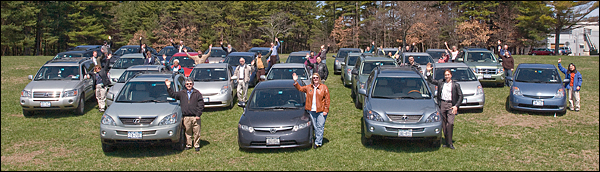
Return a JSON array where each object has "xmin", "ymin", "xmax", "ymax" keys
[
  {"xmin": 354, "ymin": 94, "xmax": 362, "ymax": 109},
  {"xmin": 351, "ymin": 87, "xmax": 356, "ymax": 99},
  {"xmin": 102, "ymin": 143, "xmax": 115, "ymax": 152},
  {"xmin": 361, "ymin": 118, "xmax": 373, "ymax": 146},
  {"xmin": 430, "ymin": 137, "xmax": 442, "ymax": 148},
  {"xmin": 557, "ymin": 109, "xmax": 567, "ymax": 116},
  {"xmin": 172, "ymin": 127, "xmax": 186, "ymax": 151},
  {"xmin": 22, "ymin": 109, "xmax": 33, "ymax": 117},
  {"xmin": 75, "ymin": 94, "xmax": 85, "ymax": 116}
]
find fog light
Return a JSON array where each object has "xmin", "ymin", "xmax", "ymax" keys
[
  {"xmin": 68, "ymin": 99, "xmax": 74, "ymax": 104},
  {"xmin": 435, "ymin": 128, "xmax": 440, "ymax": 134},
  {"xmin": 101, "ymin": 131, "xmax": 106, "ymax": 136},
  {"xmin": 168, "ymin": 130, "xmax": 173, "ymax": 136},
  {"xmin": 20, "ymin": 100, "xmax": 25, "ymax": 104},
  {"xmin": 369, "ymin": 126, "xmax": 374, "ymax": 132}
]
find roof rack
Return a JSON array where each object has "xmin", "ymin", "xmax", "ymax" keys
[{"xmin": 49, "ymin": 56, "xmax": 91, "ymax": 64}]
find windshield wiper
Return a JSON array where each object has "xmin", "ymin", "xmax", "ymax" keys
[
  {"xmin": 138, "ymin": 99, "xmax": 165, "ymax": 103},
  {"xmin": 372, "ymin": 96, "xmax": 395, "ymax": 99},
  {"xmin": 396, "ymin": 96, "xmax": 417, "ymax": 99},
  {"xmin": 262, "ymin": 106, "xmax": 299, "ymax": 110}
]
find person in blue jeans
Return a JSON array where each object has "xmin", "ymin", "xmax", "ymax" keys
[
  {"xmin": 557, "ymin": 58, "xmax": 583, "ymax": 111},
  {"xmin": 292, "ymin": 72, "xmax": 331, "ymax": 149}
]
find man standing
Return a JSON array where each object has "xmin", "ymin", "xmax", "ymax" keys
[
  {"xmin": 293, "ymin": 72, "xmax": 330, "ymax": 149},
  {"xmin": 143, "ymin": 51, "xmax": 156, "ymax": 65},
  {"xmin": 165, "ymin": 78, "xmax": 204, "ymax": 151},
  {"xmin": 364, "ymin": 41, "xmax": 375, "ymax": 54},
  {"xmin": 183, "ymin": 45, "xmax": 212, "ymax": 65},
  {"xmin": 558, "ymin": 58, "xmax": 583, "ymax": 112},
  {"xmin": 405, "ymin": 56, "xmax": 423, "ymax": 75},
  {"xmin": 251, "ymin": 47, "xmax": 272, "ymax": 82},
  {"xmin": 270, "ymin": 38, "xmax": 281, "ymax": 68},
  {"xmin": 425, "ymin": 63, "xmax": 463, "ymax": 149},
  {"xmin": 233, "ymin": 58, "xmax": 253, "ymax": 106},
  {"xmin": 220, "ymin": 41, "xmax": 234, "ymax": 57},
  {"xmin": 307, "ymin": 56, "xmax": 329, "ymax": 82},
  {"xmin": 100, "ymin": 36, "xmax": 113, "ymax": 68},
  {"xmin": 170, "ymin": 39, "xmax": 185, "ymax": 53},
  {"xmin": 496, "ymin": 40, "xmax": 502, "ymax": 55},
  {"xmin": 319, "ymin": 44, "xmax": 330, "ymax": 64},
  {"xmin": 498, "ymin": 44, "xmax": 514, "ymax": 86},
  {"xmin": 85, "ymin": 61, "xmax": 112, "ymax": 112},
  {"xmin": 139, "ymin": 36, "xmax": 148, "ymax": 56}
]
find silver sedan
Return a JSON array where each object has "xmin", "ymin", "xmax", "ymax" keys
[
  {"xmin": 431, "ymin": 63, "xmax": 485, "ymax": 110},
  {"xmin": 190, "ymin": 63, "xmax": 236, "ymax": 109}
]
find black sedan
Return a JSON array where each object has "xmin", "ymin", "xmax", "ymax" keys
[{"xmin": 238, "ymin": 80, "xmax": 313, "ymax": 149}]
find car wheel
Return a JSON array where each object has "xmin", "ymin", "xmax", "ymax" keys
[
  {"xmin": 361, "ymin": 118, "xmax": 373, "ymax": 146},
  {"xmin": 102, "ymin": 143, "xmax": 115, "ymax": 152},
  {"xmin": 75, "ymin": 94, "xmax": 85, "ymax": 116},
  {"xmin": 172, "ymin": 127, "xmax": 186, "ymax": 151},
  {"xmin": 351, "ymin": 87, "xmax": 356, "ymax": 99},
  {"xmin": 430, "ymin": 137, "xmax": 442, "ymax": 148},
  {"xmin": 22, "ymin": 109, "xmax": 33, "ymax": 117},
  {"xmin": 354, "ymin": 94, "xmax": 362, "ymax": 109}
]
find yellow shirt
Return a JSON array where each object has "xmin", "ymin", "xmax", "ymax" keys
[{"xmin": 256, "ymin": 57, "xmax": 265, "ymax": 69}]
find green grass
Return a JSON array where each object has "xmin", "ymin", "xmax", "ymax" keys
[{"xmin": 2, "ymin": 54, "xmax": 598, "ymax": 170}]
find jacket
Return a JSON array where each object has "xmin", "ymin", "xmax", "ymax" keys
[
  {"xmin": 167, "ymin": 87, "xmax": 204, "ymax": 117},
  {"xmin": 307, "ymin": 60, "xmax": 329, "ymax": 80},
  {"xmin": 139, "ymin": 39, "xmax": 149, "ymax": 56},
  {"xmin": 234, "ymin": 64, "xmax": 253, "ymax": 83},
  {"xmin": 425, "ymin": 72, "xmax": 463, "ymax": 108},
  {"xmin": 498, "ymin": 52, "xmax": 514, "ymax": 70},
  {"xmin": 304, "ymin": 52, "xmax": 321, "ymax": 69},
  {"xmin": 88, "ymin": 62, "xmax": 111, "ymax": 87},
  {"xmin": 171, "ymin": 42, "xmax": 184, "ymax": 53},
  {"xmin": 185, "ymin": 49, "xmax": 211, "ymax": 65},
  {"xmin": 319, "ymin": 46, "xmax": 329, "ymax": 60},
  {"xmin": 221, "ymin": 44, "xmax": 233, "ymax": 56},
  {"xmin": 293, "ymin": 81, "xmax": 330, "ymax": 113},
  {"xmin": 364, "ymin": 44, "xmax": 375, "ymax": 54},
  {"xmin": 252, "ymin": 50, "xmax": 272, "ymax": 69},
  {"xmin": 558, "ymin": 63, "xmax": 582, "ymax": 91},
  {"xmin": 143, "ymin": 56, "xmax": 156, "ymax": 65},
  {"xmin": 272, "ymin": 41, "xmax": 280, "ymax": 55}
]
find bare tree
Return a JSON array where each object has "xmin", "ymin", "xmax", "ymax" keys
[
  {"xmin": 456, "ymin": 20, "xmax": 494, "ymax": 47},
  {"xmin": 258, "ymin": 12, "xmax": 293, "ymax": 43}
]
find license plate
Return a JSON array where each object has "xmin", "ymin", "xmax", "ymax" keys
[
  {"xmin": 40, "ymin": 101, "xmax": 51, "ymax": 107},
  {"xmin": 398, "ymin": 129, "xmax": 412, "ymax": 137},
  {"xmin": 127, "ymin": 131, "xmax": 142, "ymax": 139},
  {"xmin": 203, "ymin": 97, "xmax": 209, "ymax": 102},
  {"xmin": 462, "ymin": 98, "xmax": 467, "ymax": 104},
  {"xmin": 266, "ymin": 137, "xmax": 280, "ymax": 145},
  {"xmin": 483, "ymin": 74, "xmax": 492, "ymax": 79},
  {"xmin": 533, "ymin": 99, "xmax": 544, "ymax": 106}
]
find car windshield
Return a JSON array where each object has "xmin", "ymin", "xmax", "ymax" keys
[
  {"xmin": 287, "ymin": 56, "xmax": 307, "ymax": 63},
  {"xmin": 371, "ymin": 77, "xmax": 431, "ymax": 99},
  {"xmin": 248, "ymin": 88, "xmax": 305, "ymax": 109},
  {"xmin": 53, "ymin": 53, "xmax": 83, "ymax": 59},
  {"xmin": 170, "ymin": 56, "xmax": 195, "ymax": 68},
  {"xmin": 267, "ymin": 68, "xmax": 308, "ymax": 80},
  {"xmin": 115, "ymin": 81, "xmax": 174, "ymax": 103},
  {"xmin": 515, "ymin": 68, "xmax": 561, "ymax": 83},
  {"xmin": 114, "ymin": 47, "xmax": 140, "ymax": 56},
  {"xmin": 190, "ymin": 68, "xmax": 228, "ymax": 81},
  {"xmin": 249, "ymin": 49, "xmax": 270, "ymax": 56},
  {"xmin": 466, "ymin": 52, "xmax": 497, "ymax": 63},
  {"xmin": 427, "ymin": 51, "xmax": 445, "ymax": 60},
  {"xmin": 347, "ymin": 55, "xmax": 360, "ymax": 66},
  {"xmin": 403, "ymin": 55, "xmax": 433, "ymax": 65},
  {"xmin": 339, "ymin": 50, "xmax": 361, "ymax": 59},
  {"xmin": 206, "ymin": 49, "xmax": 227, "ymax": 58},
  {"xmin": 434, "ymin": 67, "xmax": 478, "ymax": 81},
  {"xmin": 361, "ymin": 61, "xmax": 396, "ymax": 74},
  {"xmin": 34, "ymin": 66, "xmax": 80, "ymax": 80},
  {"xmin": 224, "ymin": 56, "xmax": 254, "ymax": 66},
  {"xmin": 158, "ymin": 46, "xmax": 194, "ymax": 56},
  {"xmin": 112, "ymin": 58, "xmax": 145, "ymax": 69},
  {"xmin": 117, "ymin": 70, "xmax": 145, "ymax": 83},
  {"xmin": 379, "ymin": 50, "xmax": 398, "ymax": 56}
]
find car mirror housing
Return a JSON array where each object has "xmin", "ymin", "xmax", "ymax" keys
[
  {"xmin": 457, "ymin": 58, "xmax": 464, "ymax": 62},
  {"xmin": 341, "ymin": 62, "xmax": 345, "ymax": 66},
  {"xmin": 231, "ymin": 76, "xmax": 238, "ymax": 80},
  {"xmin": 28, "ymin": 75, "xmax": 33, "ymax": 80},
  {"xmin": 332, "ymin": 55, "xmax": 336, "ymax": 58},
  {"xmin": 259, "ymin": 75, "xmax": 266, "ymax": 80},
  {"xmin": 107, "ymin": 93, "xmax": 114, "ymax": 100},
  {"xmin": 358, "ymin": 88, "xmax": 367, "ymax": 96},
  {"xmin": 351, "ymin": 68, "xmax": 359, "ymax": 75},
  {"xmin": 563, "ymin": 79, "xmax": 570, "ymax": 83}
]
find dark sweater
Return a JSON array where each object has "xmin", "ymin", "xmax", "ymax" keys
[{"xmin": 167, "ymin": 87, "xmax": 204, "ymax": 117}]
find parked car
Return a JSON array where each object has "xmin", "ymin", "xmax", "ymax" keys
[
  {"xmin": 169, "ymin": 52, "xmax": 198, "ymax": 77},
  {"xmin": 507, "ymin": 63, "xmax": 567, "ymax": 114},
  {"xmin": 398, "ymin": 52, "xmax": 435, "ymax": 75},
  {"xmin": 106, "ymin": 65, "xmax": 167, "ymax": 106},
  {"xmin": 237, "ymin": 79, "xmax": 313, "ymax": 149},
  {"xmin": 223, "ymin": 52, "xmax": 256, "ymax": 71},
  {"xmin": 528, "ymin": 48, "xmax": 555, "ymax": 55},
  {"xmin": 431, "ymin": 63, "xmax": 485, "ymax": 110},
  {"xmin": 21, "ymin": 57, "xmax": 96, "ymax": 116},
  {"xmin": 248, "ymin": 47, "xmax": 271, "ymax": 57},
  {"xmin": 376, "ymin": 47, "xmax": 400, "ymax": 57},
  {"xmin": 108, "ymin": 53, "xmax": 160, "ymax": 84},
  {"xmin": 351, "ymin": 56, "xmax": 398, "ymax": 109},
  {"xmin": 190, "ymin": 63, "xmax": 236, "ymax": 109},
  {"xmin": 157, "ymin": 46, "xmax": 195, "ymax": 64},
  {"xmin": 558, "ymin": 47, "xmax": 572, "ymax": 55},
  {"xmin": 100, "ymin": 73, "xmax": 186, "ymax": 152},
  {"xmin": 205, "ymin": 47, "xmax": 237, "ymax": 63},
  {"xmin": 426, "ymin": 49, "xmax": 447, "ymax": 62},
  {"xmin": 265, "ymin": 63, "xmax": 311, "ymax": 86},
  {"xmin": 112, "ymin": 45, "xmax": 158, "ymax": 65},
  {"xmin": 333, "ymin": 48, "xmax": 362, "ymax": 75},
  {"xmin": 457, "ymin": 48, "xmax": 505, "ymax": 87},
  {"xmin": 358, "ymin": 66, "xmax": 441, "ymax": 147},
  {"xmin": 285, "ymin": 52, "xmax": 309, "ymax": 64},
  {"xmin": 341, "ymin": 52, "xmax": 363, "ymax": 87}
]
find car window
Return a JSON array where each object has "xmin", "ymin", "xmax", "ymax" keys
[
  {"xmin": 346, "ymin": 55, "xmax": 360, "ymax": 66},
  {"xmin": 287, "ymin": 56, "xmax": 307, "ymax": 63},
  {"xmin": 112, "ymin": 58, "xmax": 145, "ymax": 69},
  {"xmin": 267, "ymin": 68, "xmax": 308, "ymax": 80},
  {"xmin": 34, "ymin": 66, "xmax": 81, "ymax": 81},
  {"xmin": 114, "ymin": 47, "xmax": 140, "ymax": 56},
  {"xmin": 115, "ymin": 81, "xmax": 173, "ymax": 102},
  {"xmin": 361, "ymin": 61, "xmax": 396, "ymax": 74},
  {"xmin": 338, "ymin": 50, "xmax": 361, "ymax": 59},
  {"xmin": 190, "ymin": 68, "xmax": 228, "ymax": 81},
  {"xmin": 515, "ymin": 68, "xmax": 560, "ymax": 83},
  {"xmin": 371, "ymin": 77, "xmax": 431, "ymax": 99},
  {"xmin": 117, "ymin": 70, "xmax": 145, "ymax": 83},
  {"xmin": 403, "ymin": 55, "xmax": 433, "ymax": 65},
  {"xmin": 427, "ymin": 51, "xmax": 444, "ymax": 60},
  {"xmin": 434, "ymin": 67, "xmax": 478, "ymax": 81},
  {"xmin": 225, "ymin": 56, "xmax": 254, "ymax": 66},
  {"xmin": 249, "ymin": 49, "xmax": 270, "ymax": 56},
  {"xmin": 248, "ymin": 88, "xmax": 305, "ymax": 109},
  {"xmin": 206, "ymin": 49, "xmax": 227, "ymax": 58},
  {"xmin": 466, "ymin": 52, "xmax": 496, "ymax": 63},
  {"xmin": 170, "ymin": 56, "xmax": 195, "ymax": 68}
]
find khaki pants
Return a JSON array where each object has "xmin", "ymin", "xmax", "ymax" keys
[
  {"xmin": 183, "ymin": 116, "xmax": 201, "ymax": 148},
  {"xmin": 567, "ymin": 88, "xmax": 580, "ymax": 110},
  {"xmin": 440, "ymin": 101, "xmax": 456, "ymax": 146},
  {"xmin": 237, "ymin": 80, "xmax": 248, "ymax": 102},
  {"xmin": 95, "ymin": 84, "xmax": 107, "ymax": 110}
]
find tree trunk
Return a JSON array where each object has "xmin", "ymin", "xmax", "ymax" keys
[{"xmin": 554, "ymin": 28, "xmax": 560, "ymax": 56}]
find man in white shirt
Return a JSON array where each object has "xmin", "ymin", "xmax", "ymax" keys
[{"xmin": 233, "ymin": 58, "xmax": 253, "ymax": 106}]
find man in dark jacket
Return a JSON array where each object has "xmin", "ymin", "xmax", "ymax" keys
[
  {"xmin": 319, "ymin": 44, "xmax": 330, "ymax": 64},
  {"xmin": 425, "ymin": 63, "xmax": 463, "ymax": 149},
  {"xmin": 498, "ymin": 44, "xmax": 514, "ymax": 86},
  {"xmin": 166, "ymin": 78, "xmax": 204, "ymax": 151},
  {"xmin": 170, "ymin": 39, "xmax": 185, "ymax": 53},
  {"xmin": 404, "ymin": 56, "xmax": 422, "ymax": 75},
  {"xmin": 220, "ymin": 41, "xmax": 234, "ymax": 57},
  {"xmin": 85, "ymin": 61, "xmax": 112, "ymax": 112},
  {"xmin": 307, "ymin": 56, "xmax": 329, "ymax": 82}
]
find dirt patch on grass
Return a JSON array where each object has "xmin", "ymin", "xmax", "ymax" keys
[
  {"xmin": 0, "ymin": 150, "xmax": 45, "ymax": 165},
  {"xmin": 492, "ymin": 113, "xmax": 551, "ymax": 129},
  {"xmin": 581, "ymin": 149, "xmax": 599, "ymax": 171},
  {"xmin": 2, "ymin": 140, "xmax": 80, "ymax": 167},
  {"xmin": 1, "ymin": 75, "xmax": 29, "ymax": 85},
  {"xmin": 6, "ymin": 140, "xmax": 51, "ymax": 152}
]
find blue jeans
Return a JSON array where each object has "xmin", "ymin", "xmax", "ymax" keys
[
  {"xmin": 309, "ymin": 111, "xmax": 327, "ymax": 146},
  {"xmin": 504, "ymin": 68, "xmax": 512, "ymax": 86},
  {"xmin": 322, "ymin": 59, "xmax": 326, "ymax": 64}
]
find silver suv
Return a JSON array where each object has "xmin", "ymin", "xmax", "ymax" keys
[
  {"xmin": 20, "ymin": 57, "xmax": 96, "ymax": 116},
  {"xmin": 100, "ymin": 73, "xmax": 186, "ymax": 152}
]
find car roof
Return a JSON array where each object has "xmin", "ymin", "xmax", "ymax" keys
[
  {"xmin": 363, "ymin": 56, "xmax": 395, "ymax": 61},
  {"xmin": 377, "ymin": 66, "xmax": 421, "ymax": 77},
  {"xmin": 254, "ymin": 79, "xmax": 300, "ymax": 89},
  {"xmin": 120, "ymin": 53, "xmax": 145, "ymax": 58},
  {"xmin": 402, "ymin": 52, "xmax": 432, "ymax": 56},
  {"xmin": 126, "ymin": 65, "xmax": 164, "ymax": 70},
  {"xmin": 433, "ymin": 62, "xmax": 469, "ymax": 68},
  {"xmin": 517, "ymin": 63, "xmax": 556, "ymax": 69},
  {"xmin": 193, "ymin": 63, "xmax": 229, "ymax": 68},
  {"xmin": 339, "ymin": 48, "xmax": 361, "ymax": 51},
  {"xmin": 46, "ymin": 57, "xmax": 90, "ymax": 66},
  {"xmin": 227, "ymin": 52, "xmax": 255, "ymax": 56},
  {"xmin": 464, "ymin": 48, "xmax": 491, "ymax": 52},
  {"xmin": 379, "ymin": 48, "xmax": 399, "ymax": 51},
  {"xmin": 348, "ymin": 52, "xmax": 363, "ymax": 56},
  {"xmin": 249, "ymin": 47, "xmax": 271, "ymax": 50},
  {"xmin": 128, "ymin": 73, "xmax": 174, "ymax": 82},
  {"xmin": 57, "ymin": 51, "xmax": 85, "ymax": 54},
  {"xmin": 289, "ymin": 52, "xmax": 308, "ymax": 56},
  {"xmin": 426, "ymin": 49, "xmax": 446, "ymax": 52},
  {"xmin": 271, "ymin": 63, "xmax": 306, "ymax": 68},
  {"xmin": 173, "ymin": 52, "xmax": 198, "ymax": 56}
]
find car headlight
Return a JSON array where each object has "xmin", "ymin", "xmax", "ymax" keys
[
  {"xmin": 554, "ymin": 88, "xmax": 564, "ymax": 98},
  {"xmin": 512, "ymin": 86, "xmax": 522, "ymax": 96},
  {"xmin": 63, "ymin": 89, "xmax": 78, "ymax": 97},
  {"xmin": 238, "ymin": 124, "xmax": 254, "ymax": 133},
  {"xmin": 335, "ymin": 60, "xmax": 339, "ymax": 65},
  {"xmin": 471, "ymin": 67, "xmax": 477, "ymax": 74},
  {"xmin": 498, "ymin": 68, "xmax": 504, "ymax": 74},
  {"xmin": 360, "ymin": 82, "xmax": 365, "ymax": 89},
  {"xmin": 476, "ymin": 85, "xmax": 484, "ymax": 95},
  {"xmin": 220, "ymin": 85, "xmax": 229, "ymax": 94},
  {"xmin": 424, "ymin": 111, "xmax": 440, "ymax": 123},
  {"xmin": 365, "ymin": 110, "xmax": 384, "ymax": 122},
  {"xmin": 101, "ymin": 114, "xmax": 116, "ymax": 126},
  {"xmin": 21, "ymin": 90, "xmax": 31, "ymax": 97},
  {"xmin": 158, "ymin": 112, "xmax": 178, "ymax": 125},
  {"xmin": 293, "ymin": 121, "xmax": 311, "ymax": 131}
]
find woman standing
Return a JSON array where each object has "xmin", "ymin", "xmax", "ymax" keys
[
  {"xmin": 444, "ymin": 42, "xmax": 459, "ymax": 62},
  {"xmin": 293, "ymin": 72, "xmax": 330, "ymax": 149},
  {"xmin": 558, "ymin": 58, "xmax": 583, "ymax": 112}
]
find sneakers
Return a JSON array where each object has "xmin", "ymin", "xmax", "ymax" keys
[{"xmin": 99, "ymin": 108, "xmax": 105, "ymax": 112}]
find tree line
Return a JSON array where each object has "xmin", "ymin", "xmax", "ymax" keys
[{"xmin": 2, "ymin": 1, "xmax": 597, "ymax": 56}]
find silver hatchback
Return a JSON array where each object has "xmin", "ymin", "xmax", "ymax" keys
[
  {"xmin": 190, "ymin": 63, "xmax": 236, "ymax": 109},
  {"xmin": 431, "ymin": 63, "xmax": 485, "ymax": 110}
]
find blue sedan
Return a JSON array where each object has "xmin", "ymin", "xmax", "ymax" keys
[{"xmin": 507, "ymin": 63, "xmax": 568, "ymax": 114}]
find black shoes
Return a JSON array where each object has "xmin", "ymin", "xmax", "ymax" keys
[
  {"xmin": 195, "ymin": 147, "xmax": 200, "ymax": 151},
  {"xmin": 442, "ymin": 144, "xmax": 455, "ymax": 149},
  {"xmin": 449, "ymin": 144, "xmax": 455, "ymax": 149},
  {"xmin": 184, "ymin": 147, "xmax": 191, "ymax": 150}
]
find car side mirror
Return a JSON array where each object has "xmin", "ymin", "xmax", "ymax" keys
[
  {"xmin": 231, "ymin": 76, "xmax": 238, "ymax": 80},
  {"xmin": 28, "ymin": 75, "xmax": 33, "ymax": 80},
  {"xmin": 563, "ymin": 79, "xmax": 570, "ymax": 83},
  {"xmin": 332, "ymin": 55, "xmax": 336, "ymax": 58},
  {"xmin": 259, "ymin": 75, "xmax": 266, "ymax": 80},
  {"xmin": 341, "ymin": 62, "xmax": 345, "ymax": 66},
  {"xmin": 457, "ymin": 58, "xmax": 463, "ymax": 62},
  {"xmin": 351, "ymin": 68, "xmax": 359, "ymax": 75},
  {"xmin": 358, "ymin": 88, "xmax": 367, "ymax": 96},
  {"xmin": 109, "ymin": 64, "xmax": 113, "ymax": 68},
  {"xmin": 107, "ymin": 92, "xmax": 114, "ymax": 100},
  {"xmin": 498, "ymin": 58, "xmax": 503, "ymax": 62},
  {"xmin": 477, "ymin": 75, "xmax": 484, "ymax": 80}
]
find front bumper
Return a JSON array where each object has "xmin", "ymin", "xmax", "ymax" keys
[
  {"xmin": 238, "ymin": 126, "xmax": 312, "ymax": 149},
  {"xmin": 459, "ymin": 94, "xmax": 485, "ymax": 109},
  {"xmin": 363, "ymin": 119, "xmax": 442, "ymax": 140},
  {"xmin": 100, "ymin": 123, "xmax": 182, "ymax": 146},
  {"xmin": 204, "ymin": 91, "xmax": 234, "ymax": 108},
  {"xmin": 474, "ymin": 73, "xmax": 504, "ymax": 84},
  {"xmin": 20, "ymin": 96, "xmax": 80, "ymax": 111},
  {"xmin": 509, "ymin": 94, "xmax": 566, "ymax": 113}
]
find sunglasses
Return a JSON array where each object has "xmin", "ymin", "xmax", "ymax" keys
[
  {"xmin": 185, "ymin": 83, "xmax": 193, "ymax": 85},
  {"xmin": 312, "ymin": 77, "xmax": 320, "ymax": 80}
]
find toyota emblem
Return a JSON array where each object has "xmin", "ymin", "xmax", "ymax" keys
[
  {"xmin": 269, "ymin": 128, "xmax": 276, "ymax": 134},
  {"xmin": 44, "ymin": 93, "xmax": 50, "ymax": 97},
  {"xmin": 133, "ymin": 119, "xmax": 140, "ymax": 124},
  {"xmin": 401, "ymin": 115, "xmax": 409, "ymax": 121}
]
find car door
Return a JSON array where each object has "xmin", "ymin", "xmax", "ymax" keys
[{"xmin": 82, "ymin": 61, "xmax": 95, "ymax": 99}]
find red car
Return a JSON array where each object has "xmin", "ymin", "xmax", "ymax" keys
[
  {"xmin": 529, "ymin": 48, "xmax": 555, "ymax": 55},
  {"xmin": 170, "ymin": 52, "xmax": 208, "ymax": 77}
]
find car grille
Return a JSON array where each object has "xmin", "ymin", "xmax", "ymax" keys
[
  {"xmin": 116, "ymin": 130, "xmax": 157, "ymax": 135},
  {"xmin": 119, "ymin": 117, "xmax": 156, "ymax": 125},
  {"xmin": 516, "ymin": 104, "xmax": 560, "ymax": 109},
  {"xmin": 386, "ymin": 114, "xmax": 422, "ymax": 123},
  {"xmin": 463, "ymin": 93, "xmax": 475, "ymax": 97},
  {"xmin": 475, "ymin": 68, "xmax": 497, "ymax": 74},
  {"xmin": 523, "ymin": 95, "xmax": 554, "ymax": 99},
  {"xmin": 385, "ymin": 127, "xmax": 425, "ymax": 132},
  {"xmin": 254, "ymin": 126, "xmax": 294, "ymax": 134},
  {"xmin": 33, "ymin": 91, "xmax": 61, "ymax": 98},
  {"xmin": 250, "ymin": 140, "xmax": 297, "ymax": 146}
]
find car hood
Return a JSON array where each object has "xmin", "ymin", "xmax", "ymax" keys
[
  {"xmin": 108, "ymin": 69, "xmax": 126, "ymax": 80},
  {"xmin": 465, "ymin": 62, "xmax": 501, "ymax": 68},
  {"xmin": 207, "ymin": 57, "xmax": 224, "ymax": 63},
  {"xmin": 108, "ymin": 83, "xmax": 125, "ymax": 95},
  {"xmin": 367, "ymin": 98, "xmax": 437, "ymax": 115},
  {"xmin": 241, "ymin": 108, "xmax": 309, "ymax": 127},
  {"xmin": 25, "ymin": 80, "xmax": 80, "ymax": 91},
  {"xmin": 513, "ymin": 82, "xmax": 562, "ymax": 96},
  {"xmin": 455, "ymin": 81, "xmax": 481, "ymax": 95},
  {"xmin": 193, "ymin": 81, "xmax": 229, "ymax": 94},
  {"xmin": 107, "ymin": 102, "xmax": 178, "ymax": 117}
]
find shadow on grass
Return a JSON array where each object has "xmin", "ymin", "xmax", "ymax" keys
[
  {"xmin": 103, "ymin": 140, "xmax": 211, "ymax": 158},
  {"xmin": 238, "ymin": 145, "xmax": 313, "ymax": 154},
  {"xmin": 26, "ymin": 97, "xmax": 98, "ymax": 119},
  {"xmin": 363, "ymin": 138, "xmax": 441, "ymax": 153},
  {"xmin": 504, "ymin": 96, "xmax": 565, "ymax": 117}
]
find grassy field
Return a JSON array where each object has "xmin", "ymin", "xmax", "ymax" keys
[{"xmin": 1, "ymin": 54, "xmax": 598, "ymax": 170}]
